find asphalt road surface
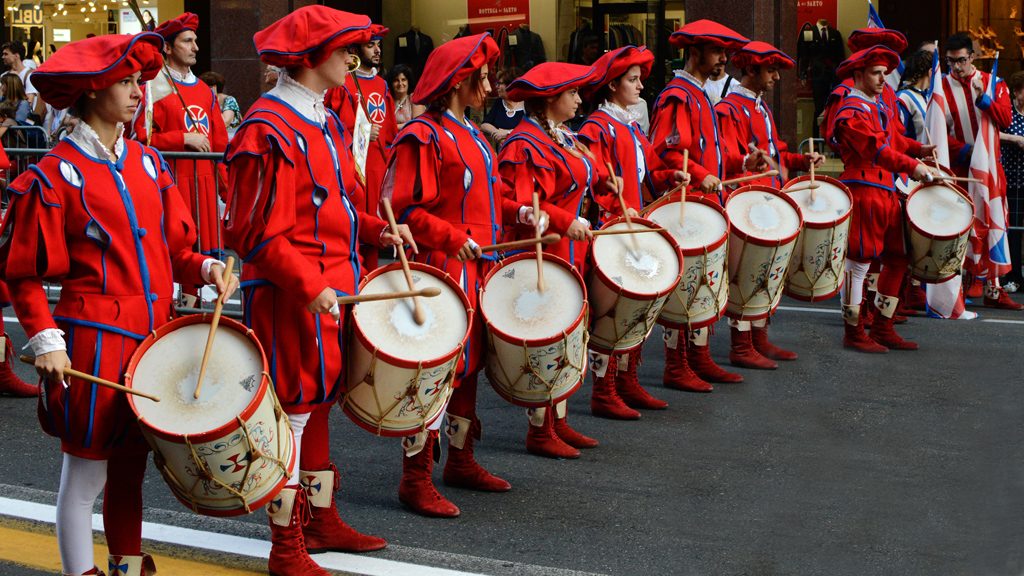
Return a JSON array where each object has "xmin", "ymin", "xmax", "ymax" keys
[{"xmin": 1, "ymin": 296, "xmax": 1022, "ymax": 575}]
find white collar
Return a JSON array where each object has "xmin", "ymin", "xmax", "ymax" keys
[
  {"xmin": 733, "ymin": 84, "xmax": 763, "ymax": 106},
  {"xmin": 849, "ymin": 88, "xmax": 878, "ymax": 103},
  {"xmin": 355, "ymin": 67, "xmax": 378, "ymax": 79},
  {"xmin": 268, "ymin": 69, "xmax": 328, "ymax": 125},
  {"xmin": 68, "ymin": 120, "xmax": 124, "ymax": 162},
  {"xmin": 598, "ymin": 100, "xmax": 642, "ymax": 126},
  {"xmin": 165, "ymin": 66, "xmax": 195, "ymax": 83},
  {"xmin": 674, "ymin": 69, "xmax": 705, "ymax": 88}
]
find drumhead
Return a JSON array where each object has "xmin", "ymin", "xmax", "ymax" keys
[
  {"xmin": 132, "ymin": 323, "xmax": 262, "ymax": 435},
  {"xmin": 481, "ymin": 257, "xmax": 584, "ymax": 340},
  {"xmin": 784, "ymin": 181, "xmax": 851, "ymax": 224},
  {"xmin": 647, "ymin": 200, "xmax": 728, "ymax": 250},
  {"xmin": 592, "ymin": 221, "xmax": 680, "ymax": 294},
  {"xmin": 354, "ymin": 268, "xmax": 468, "ymax": 360},
  {"xmin": 726, "ymin": 188, "xmax": 802, "ymax": 240},
  {"xmin": 907, "ymin": 184, "xmax": 973, "ymax": 236}
]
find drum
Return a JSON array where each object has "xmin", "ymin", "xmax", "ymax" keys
[
  {"xmin": 588, "ymin": 217, "xmax": 682, "ymax": 353},
  {"xmin": 905, "ymin": 183, "xmax": 974, "ymax": 282},
  {"xmin": 126, "ymin": 315, "xmax": 293, "ymax": 517},
  {"xmin": 345, "ymin": 262, "xmax": 470, "ymax": 437},
  {"xmin": 480, "ymin": 253, "xmax": 588, "ymax": 407},
  {"xmin": 645, "ymin": 195, "xmax": 729, "ymax": 329},
  {"xmin": 724, "ymin": 185, "xmax": 804, "ymax": 320},
  {"xmin": 782, "ymin": 175, "xmax": 853, "ymax": 301}
]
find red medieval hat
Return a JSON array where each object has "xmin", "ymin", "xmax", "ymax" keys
[
  {"xmin": 669, "ymin": 19, "xmax": 749, "ymax": 50},
  {"xmin": 31, "ymin": 32, "xmax": 164, "ymax": 110},
  {"xmin": 412, "ymin": 33, "xmax": 500, "ymax": 106},
  {"xmin": 847, "ymin": 28, "xmax": 908, "ymax": 54},
  {"xmin": 369, "ymin": 24, "xmax": 390, "ymax": 42},
  {"xmin": 254, "ymin": 6, "xmax": 372, "ymax": 69},
  {"xmin": 154, "ymin": 12, "xmax": 198, "ymax": 41},
  {"xmin": 731, "ymin": 41, "xmax": 796, "ymax": 71},
  {"xmin": 505, "ymin": 62, "xmax": 595, "ymax": 101},
  {"xmin": 581, "ymin": 45, "xmax": 654, "ymax": 98},
  {"xmin": 836, "ymin": 45, "xmax": 901, "ymax": 81}
]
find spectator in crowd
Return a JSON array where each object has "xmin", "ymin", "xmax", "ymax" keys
[
  {"xmin": 388, "ymin": 63, "xmax": 425, "ymax": 129},
  {"xmin": 199, "ymin": 70, "xmax": 242, "ymax": 131},
  {"xmin": 1, "ymin": 42, "xmax": 38, "ymax": 110},
  {"xmin": 481, "ymin": 66, "xmax": 524, "ymax": 147},
  {"xmin": 896, "ymin": 49, "xmax": 933, "ymax": 143},
  {"xmin": 0, "ymin": 100, "xmax": 19, "ymax": 139},
  {"xmin": 0, "ymin": 74, "xmax": 32, "ymax": 124},
  {"xmin": 1000, "ymin": 70, "xmax": 1024, "ymax": 292}
]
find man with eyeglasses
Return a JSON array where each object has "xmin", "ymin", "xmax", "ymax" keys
[{"xmin": 941, "ymin": 32, "xmax": 1023, "ymax": 310}]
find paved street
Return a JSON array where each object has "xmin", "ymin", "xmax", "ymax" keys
[{"xmin": 0, "ymin": 296, "xmax": 1022, "ymax": 575}]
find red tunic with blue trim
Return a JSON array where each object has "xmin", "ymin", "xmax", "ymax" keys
[
  {"xmin": 716, "ymin": 87, "xmax": 811, "ymax": 187},
  {"xmin": 498, "ymin": 117, "xmax": 595, "ymax": 270},
  {"xmin": 224, "ymin": 94, "xmax": 388, "ymax": 413},
  {"xmin": 131, "ymin": 73, "xmax": 229, "ymax": 258},
  {"xmin": 0, "ymin": 137, "xmax": 208, "ymax": 459},
  {"xmin": 387, "ymin": 111, "xmax": 521, "ymax": 379}
]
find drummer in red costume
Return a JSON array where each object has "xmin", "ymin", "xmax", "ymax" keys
[
  {"xmin": 324, "ymin": 23, "xmax": 397, "ymax": 270},
  {"xmin": 830, "ymin": 46, "xmax": 940, "ymax": 352},
  {"xmin": 497, "ymin": 62, "xmax": 600, "ymax": 458},
  {"xmin": 650, "ymin": 20, "xmax": 768, "ymax": 388},
  {"xmin": 577, "ymin": 45, "xmax": 689, "ymax": 414},
  {"xmin": 716, "ymin": 41, "xmax": 823, "ymax": 368},
  {"xmin": 387, "ymin": 33, "xmax": 544, "ymax": 517},
  {"xmin": 0, "ymin": 32, "xmax": 236, "ymax": 576},
  {"xmin": 130, "ymin": 13, "xmax": 229, "ymax": 259},
  {"xmin": 225, "ymin": 7, "xmax": 417, "ymax": 573}
]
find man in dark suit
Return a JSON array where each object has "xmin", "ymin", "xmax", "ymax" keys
[{"xmin": 797, "ymin": 19, "xmax": 845, "ymax": 137}]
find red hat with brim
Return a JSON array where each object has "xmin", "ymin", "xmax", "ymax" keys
[
  {"xmin": 369, "ymin": 24, "xmax": 389, "ymax": 42},
  {"xmin": 412, "ymin": 33, "xmax": 500, "ymax": 106},
  {"xmin": 31, "ymin": 32, "xmax": 164, "ymax": 110},
  {"xmin": 847, "ymin": 28, "xmax": 908, "ymax": 54},
  {"xmin": 155, "ymin": 12, "xmax": 198, "ymax": 41},
  {"xmin": 581, "ymin": 45, "xmax": 654, "ymax": 98},
  {"xmin": 836, "ymin": 45, "xmax": 901, "ymax": 81},
  {"xmin": 670, "ymin": 19, "xmax": 749, "ymax": 50},
  {"xmin": 254, "ymin": 6, "xmax": 372, "ymax": 69},
  {"xmin": 506, "ymin": 62, "xmax": 595, "ymax": 101},
  {"xmin": 731, "ymin": 41, "xmax": 796, "ymax": 71}
]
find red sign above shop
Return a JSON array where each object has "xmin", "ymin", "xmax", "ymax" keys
[{"xmin": 466, "ymin": 0, "xmax": 530, "ymax": 34}]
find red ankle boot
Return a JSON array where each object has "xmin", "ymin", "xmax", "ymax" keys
[
  {"xmin": 616, "ymin": 349, "xmax": 667, "ymax": 409},
  {"xmin": 267, "ymin": 487, "xmax": 331, "ymax": 576},
  {"xmin": 301, "ymin": 464, "xmax": 386, "ymax": 552},
  {"xmin": 728, "ymin": 328, "xmax": 778, "ymax": 369},
  {"xmin": 589, "ymin": 352, "xmax": 641, "ymax": 419},
  {"xmin": 984, "ymin": 286, "xmax": 1024, "ymax": 310},
  {"xmin": 398, "ymin": 430, "xmax": 460, "ymax": 518},
  {"xmin": 751, "ymin": 325, "xmax": 797, "ymax": 361},
  {"xmin": 662, "ymin": 341, "xmax": 712, "ymax": 392},
  {"xmin": 842, "ymin": 305, "xmax": 888, "ymax": 353},
  {"xmin": 0, "ymin": 337, "xmax": 36, "ymax": 397},
  {"xmin": 525, "ymin": 408, "xmax": 579, "ymax": 459},
  {"xmin": 870, "ymin": 295, "xmax": 918, "ymax": 350},
  {"xmin": 443, "ymin": 415, "xmax": 511, "ymax": 492},
  {"xmin": 553, "ymin": 415, "xmax": 599, "ymax": 448},
  {"xmin": 689, "ymin": 339, "xmax": 744, "ymax": 383}
]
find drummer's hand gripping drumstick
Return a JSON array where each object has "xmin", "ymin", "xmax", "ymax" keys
[
  {"xmin": 336, "ymin": 286, "xmax": 441, "ymax": 305},
  {"xmin": 479, "ymin": 234, "xmax": 560, "ymax": 254},
  {"xmin": 606, "ymin": 161, "xmax": 641, "ymax": 256},
  {"xmin": 532, "ymin": 192, "xmax": 546, "ymax": 292},
  {"xmin": 719, "ymin": 170, "xmax": 779, "ymax": 188},
  {"xmin": 382, "ymin": 197, "xmax": 426, "ymax": 325},
  {"xmin": 19, "ymin": 354, "xmax": 161, "ymax": 402},
  {"xmin": 195, "ymin": 255, "xmax": 235, "ymax": 399}
]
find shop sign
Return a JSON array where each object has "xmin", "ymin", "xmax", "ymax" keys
[
  {"xmin": 467, "ymin": 0, "xmax": 529, "ymax": 34},
  {"xmin": 10, "ymin": 3, "xmax": 43, "ymax": 27}
]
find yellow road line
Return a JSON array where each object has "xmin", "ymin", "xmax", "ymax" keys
[{"xmin": 0, "ymin": 524, "xmax": 263, "ymax": 575}]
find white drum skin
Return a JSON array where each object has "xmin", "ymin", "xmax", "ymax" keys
[
  {"xmin": 724, "ymin": 185, "xmax": 804, "ymax": 320},
  {"xmin": 646, "ymin": 195, "xmax": 730, "ymax": 329},
  {"xmin": 588, "ymin": 217, "xmax": 682, "ymax": 353},
  {"xmin": 127, "ymin": 315, "xmax": 294, "ymax": 517},
  {"xmin": 480, "ymin": 253, "xmax": 588, "ymax": 407},
  {"xmin": 782, "ymin": 175, "xmax": 853, "ymax": 301},
  {"xmin": 905, "ymin": 183, "xmax": 974, "ymax": 282},
  {"xmin": 345, "ymin": 262, "xmax": 470, "ymax": 437}
]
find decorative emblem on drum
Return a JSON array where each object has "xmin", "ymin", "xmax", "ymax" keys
[
  {"xmin": 220, "ymin": 452, "xmax": 252, "ymax": 474},
  {"xmin": 240, "ymin": 374, "xmax": 257, "ymax": 392},
  {"xmin": 503, "ymin": 268, "xmax": 516, "ymax": 279}
]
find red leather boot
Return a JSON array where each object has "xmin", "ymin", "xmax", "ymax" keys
[
  {"xmin": 842, "ymin": 304, "xmax": 888, "ymax": 353},
  {"xmin": 398, "ymin": 430, "xmax": 460, "ymax": 518},
  {"xmin": 443, "ymin": 415, "xmax": 511, "ymax": 492},
  {"xmin": 616, "ymin": 349, "xmax": 668, "ymax": 409},
  {"xmin": 689, "ymin": 339, "xmax": 744, "ymax": 383},
  {"xmin": 590, "ymin": 352, "xmax": 641, "ymax": 419},
  {"xmin": 984, "ymin": 284, "xmax": 1024, "ymax": 310},
  {"xmin": 662, "ymin": 339, "xmax": 712, "ymax": 392},
  {"xmin": 301, "ymin": 463, "xmax": 386, "ymax": 552},
  {"xmin": 728, "ymin": 327, "xmax": 777, "ymax": 369},
  {"xmin": 751, "ymin": 325, "xmax": 797, "ymax": 361},
  {"xmin": 870, "ymin": 295, "xmax": 919, "ymax": 350},
  {"xmin": 267, "ymin": 487, "xmax": 331, "ymax": 576},
  {"xmin": 525, "ymin": 407, "xmax": 579, "ymax": 459},
  {"xmin": 553, "ymin": 415, "xmax": 599, "ymax": 448},
  {"xmin": 0, "ymin": 336, "xmax": 36, "ymax": 397}
]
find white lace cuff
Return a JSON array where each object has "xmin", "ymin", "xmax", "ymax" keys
[
  {"xmin": 577, "ymin": 216, "xmax": 591, "ymax": 228},
  {"xmin": 201, "ymin": 258, "xmax": 225, "ymax": 284},
  {"xmin": 27, "ymin": 328, "xmax": 66, "ymax": 356}
]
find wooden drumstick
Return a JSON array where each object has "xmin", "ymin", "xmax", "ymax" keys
[
  {"xmin": 337, "ymin": 286, "xmax": 441, "ymax": 305},
  {"xmin": 606, "ymin": 161, "xmax": 640, "ymax": 254},
  {"xmin": 679, "ymin": 149, "xmax": 689, "ymax": 227},
  {"xmin": 479, "ymin": 234, "xmax": 560, "ymax": 254},
  {"xmin": 934, "ymin": 175, "xmax": 983, "ymax": 184},
  {"xmin": 195, "ymin": 255, "xmax": 235, "ymax": 399},
  {"xmin": 381, "ymin": 198, "xmax": 425, "ymax": 325},
  {"xmin": 532, "ymin": 192, "xmax": 545, "ymax": 292},
  {"xmin": 784, "ymin": 181, "xmax": 821, "ymax": 193},
  {"xmin": 19, "ymin": 354, "xmax": 161, "ymax": 402},
  {"xmin": 808, "ymin": 139, "xmax": 818, "ymax": 203},
  {"xmin": 590, "ymin": 227, "xmax": 665, "ymax": 237},
  {"xmin": 720, "ymin": 170, "xmax": 779, "ymax": 188}
]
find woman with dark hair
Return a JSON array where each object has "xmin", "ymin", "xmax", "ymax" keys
[
  {"xmin": 388, "ymin": 63, "xmax": 424, "ymax": 129},
  {"xmin": 896, "ymin": 49, "xmax": 935, "ymax": 143},
  {"xmin": 0, "ymin": 74, "xmax": 31, "ymax": 124},
  {"xmin": 198, "ymin": 70, "xmax": 241, "ymax": 130},
  {"xmin": 480, "ymin": 65, "xmax": 524, "ymax": 146}
]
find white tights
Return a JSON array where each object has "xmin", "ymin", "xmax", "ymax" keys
[
  {"xmin": 840, "ymin": 260, "xmax": 871, "ymax": 307},
  {"xmin": 57, "ymin": 453, "xmax": 107, "ymax": 575},
  {"xmin": 287, "ymin": 412, "xmax": 310, "ymax": 486}
]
